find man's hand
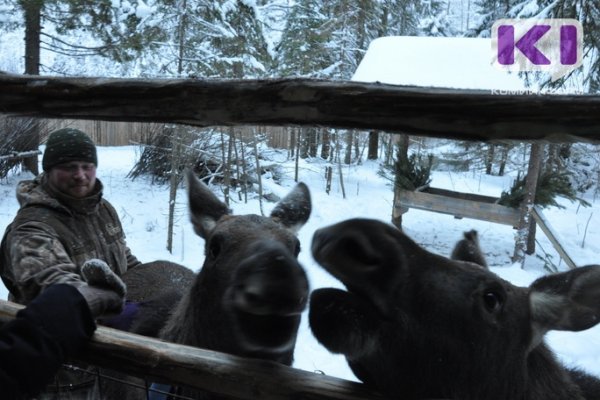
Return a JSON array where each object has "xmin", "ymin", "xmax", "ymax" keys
[{"xmin": 77, "ymin": 259, "xmax": 127, "ymax": 317}]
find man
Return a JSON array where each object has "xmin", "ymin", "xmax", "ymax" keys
[{"xmin": 0, "ymin": 127, "xmax": 141, "ymax": 398}]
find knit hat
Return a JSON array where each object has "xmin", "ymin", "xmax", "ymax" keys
[{"xmin": 42, "ymin": 128, "xmax": 98, "ymax": 172}]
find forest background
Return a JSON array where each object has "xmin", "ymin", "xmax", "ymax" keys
[{"xmin": 0, "ymin": 0, "xmax": 599, "ymax": 263}]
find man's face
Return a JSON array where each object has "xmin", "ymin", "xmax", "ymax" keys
[{"xmin": 47, "ymin": 161, "xmax": 97, "ymax": 198}]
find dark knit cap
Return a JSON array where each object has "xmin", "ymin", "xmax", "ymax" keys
[{"xmin": 42, "ymin": 128, "xmax": 98, "ymax": 172}]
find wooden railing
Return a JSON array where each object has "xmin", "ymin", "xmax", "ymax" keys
[
  {"xmin": 0, "ymin": 299, "xmax": 386, "ymax": 400},
  {"xmin": 531, "ymin": 206, "xmax": 576, "ymax": 269},
  {"xmin": 1, "ymin": 74, "xmax": 599, "ymax": 143}
]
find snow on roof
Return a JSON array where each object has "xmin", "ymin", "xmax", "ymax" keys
[{"xmin": 352, "ymin": 36, "xmax": 532, "ymax": 91}]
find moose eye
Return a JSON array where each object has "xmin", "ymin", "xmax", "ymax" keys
[
  {"xmin": 482, "ymin": 290, "xmax": 504, "ymax": 313},
  {"xmin": 208, "ymin": 236, "xmax": 222, "ymax": 259}
]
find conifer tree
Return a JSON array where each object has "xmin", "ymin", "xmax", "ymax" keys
[
  {"xmin": 276, "ymin": 1, "xmax": 335, "ymax": 77},
  {"xmin": 29, "ymin": 1, "xmax": 159, "ymax": 65},
  {"xmin": 211, "ymin": 1, "xmax": 271, "ymax": 78}
]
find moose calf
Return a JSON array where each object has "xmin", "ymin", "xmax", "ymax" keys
[
  {"xmin": 309, "ymin": 218, "xmax": 600, "ymax": 400},
  {"xmin": 119, "ymin": 171, "xmax": 312, "ymax": 399}
]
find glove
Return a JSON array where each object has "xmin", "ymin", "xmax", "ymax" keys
[
  {"xmin": 17, "ymin": 284, "xmax": 97, "ymax": 354},
  {"xmin": 78, "ymin": 259, "xmax": 127, "ymax": 317}
]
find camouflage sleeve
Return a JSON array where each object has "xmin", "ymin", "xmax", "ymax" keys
[
  {"xmin": 5, "ymin": 221, "xmax": 85, "ymax": 304},
  {"xmin": 125, "ymin": 246, "xmax": 142, "ymax": 270}
]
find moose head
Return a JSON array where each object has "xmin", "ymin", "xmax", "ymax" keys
[{"xmin": 309, "ymin": 218, "xmax": 600, "ymax": 400}]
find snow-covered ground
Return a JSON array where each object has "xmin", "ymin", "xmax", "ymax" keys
[{"xmin": 1, "ymin": 144, "xmax": 599, "ymax": 382}]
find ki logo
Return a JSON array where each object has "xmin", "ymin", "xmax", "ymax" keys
[{"xmin": 492, "ymin": 19, "xmax": 583, "ymax": 81}]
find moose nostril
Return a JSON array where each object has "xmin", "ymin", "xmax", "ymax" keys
[{"xmin": 244, "ymin": 290, "xmax": 265, "ymax": 308}]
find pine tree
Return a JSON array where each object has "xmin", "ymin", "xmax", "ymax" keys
[
  {"xmin": 417, "ymin": 0, "xmax": 455, "ymax": 36},
  {"xmin": 37, "ymin": 1, "xmax": 161, "ymax": 64},
  {"xmin": 469, "ymin": 0, "xmax": 520, "ymax": 37},
  {"xmin": 276, "ymin": 1, "xmax": 336, "ymax": 77},
  {"xmin": 214, "ymin": 0, "xmax": 272, "ymax": 78},
  {"xmin": 323, "ymin": 0, "xmax": 379, "ymax": 79},
  {"xmin": 378, "ymin": 0, "xmax": 452, "ymax": 37},
  {"xmin": 182, "ymin": 0, "xmax": 272, "ymax": 79}
]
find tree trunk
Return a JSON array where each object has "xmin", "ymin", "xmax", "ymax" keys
[
  {"xmin": 338, "ymin": 160, "xmax": 346, "ymax": 200},
  {"xmin": 231, "ymin": 130, "xmax": 240, "ymax": 191},
  {"xmin": 325, "ymin": 166, "xmax": 333, "ymax": 195},
  {"xmin": 299, "ymin": 127, "xmax": 309, "ymax": 159},
  {"xmin": 308, "ymin": 127, "xmax": 318, "ymax": 158},
  {"xmin": 526, "ymin": 217, "xmax": 537, "ymax": 255},
  {"xmin": 353, "ymin": 132, "xmax": 360, "ymax": 163},
  {"xmin": 294, "ymin": 128, "xmax": 300, "ymax": 182},
  {"xmin": 20, "ymin": 0, "xmax": 41, "ymax": 175},
  {"xmin": 177, "ymin": 0, "xmax": 188, "ymax": 77},
  {"xmin": 22, "ymin": 1, "xmax": 41, "ymax": 75},
  {"xmin": 368, "ymin": 131, "xmax": 379, "ymax": 160},
  {"xmin": 220, "ymin": 131, "xmax": 230, "ymax": 206},
  {"xmin": 320, "ymin": 129, "xmax": 331, "ymax": 160},
  {"xmin": 344, "ymin": 131, "xmax": 353, "ymax": 164},
  {"xmin": 391, "ymin": 134, "xmax": 410, "ymax": 229},
  {"xmin": 485, "ymin": 144, "xmax": 495, "ymax": 175},
  {"xmin": 289, "ymin": 127, "xmax": 295, "ymax": 159},
  {"xmin": 240, "ymin": 134, "xmax": 248, "ymax": 203},
  {"xmin": 498, "ymin": 144, "xmax": 510, "ymax": 176},
  {"xmin": 512, "ymin": 142, "xmax": 544, "ymax": 266},
  {"xmin": 167, "ymin": 128, "xmax": 184, "ymax": 253},
  {"xmin": 384, "ymin": 134, "xmax": 394, "ymax": 166},
  {"xmin": 253, "ymin": 128, "xmax": 264, "ymax": 216}
]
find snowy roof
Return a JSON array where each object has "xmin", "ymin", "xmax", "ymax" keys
[{"xmin": 352, "ymin": 36, "xmax": 531, "ymax": 91}]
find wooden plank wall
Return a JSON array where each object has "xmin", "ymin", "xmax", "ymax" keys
[{"xmin": 42, "ymin": 119, "xmax": 164, "ymax": 146}]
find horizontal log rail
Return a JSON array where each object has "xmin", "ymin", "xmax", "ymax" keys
[
  {"xmin": 0, "ymin": 150, "xmax": 42, "ymax": 161},
  {"xmin": 0, "ymin": 299, "xmax": 388, "ymax": 400},
  {"xmin": 1, "ymin": 73, "xmax": 599, "ymax": 142}
]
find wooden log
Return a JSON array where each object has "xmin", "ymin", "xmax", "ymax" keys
[
  {"xmin": 0, "ymin": 150, "xmax": 42, "ymax": 161},
  {"xmin": 396, "ymin": 188, "xmax": 521, "ymax": 226},
  {"xmin": 531, "ymin": 206, "xmax": 577, "ymax": 269},
  {"xmin": 0, "ymin": 299, "xmax": 385, "ymax": 400},
  {"xmin": 1, "ymin": 73, "xmax": 600, "ymax": 142}
]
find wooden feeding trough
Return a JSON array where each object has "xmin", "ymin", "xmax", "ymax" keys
[
  {"xmin": 395, "ymin": 185, "xmax": 576, "ymax": 269},
  {"xmin": 395, "ymin": 185, "xmax": 521, "ymax": 227}
]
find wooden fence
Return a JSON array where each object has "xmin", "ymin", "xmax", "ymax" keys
[
  {"xmin": 34, "ymin": 119, "xmax": 292, "ymax": 148},
  {"xmin": 0, "ymin": 299, "xmax": 385, "ymax": 400},
  {"xmin": 0, "ymin": 73, "xmax": 598, "ymax": 399},
  {"xmin": 48, "ymin": 119, "xmax": 163, "ymax": 146},
  {"xmin": 1, "ymin": 74, "xmax": 599, "ymax": 142}
]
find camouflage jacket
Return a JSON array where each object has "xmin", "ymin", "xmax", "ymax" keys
[{"xmin": 0, "ymin": 174, "xmax": 140, "ymax": 305}]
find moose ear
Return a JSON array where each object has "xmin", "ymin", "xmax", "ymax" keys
[
  {"xmin": 270, "ymin": 182, "xmax": 311, "ymax": 234},
  {"xmin": 529, "ymin": 265, "xmax": 600, "ymax": 345},
  {"xmin": 186, "ymin": 169, "xmax": 230, "ymax": 238}
]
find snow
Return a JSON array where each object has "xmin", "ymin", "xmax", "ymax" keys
[
  {"xmin": 352, "ymin": 36, "xmax": 535, "ymax": 91},
  {"xmin": 1, "ymin": 144, "xmax": 600, "ymax": 383}
]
